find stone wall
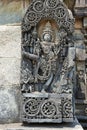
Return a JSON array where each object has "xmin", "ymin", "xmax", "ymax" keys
[
  {"xmin": 0, "ymin": 0, "xmax": 76, "ymax": 124},
  {"xmin": 0, "ymin": 0, "xmax": 31, "ymax": 25},
  {"xmin": 0, "ymin": 26, "xmax": 21, "ymax": 123},
  {"xmin": 0, "ymin": 0, "xmax": 31, "ymax": 123},
  {"xmin": 0, "ymin": 0, "xmax": 86, "ymax": 125}
]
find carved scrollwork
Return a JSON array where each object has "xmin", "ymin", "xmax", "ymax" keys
[
  {"xmin": 22, "ymin": 0, "xmax": 74, "ymax": 33},
  {"xmin": 62, "ymin": 98, "xmax": 73, "ymax": 118},
  {"xmin": 46, "ymin": 0, "xmax": 59, "ymax": 9},
  {"xmin": 33, "ymin": 0, "xmax": 44, "ymax": 13},
  {"xmin": 41, "ymin": 100, "xmax": 57, "ymax": 118},
  {"xmin": 55, "ymin": 6, "xmax": 66, "ymax": 19},
  {"xmin": 22, "ymin": 24, "xmax": 31, "ymax": 32},
  {"xmin": 23, "ymin": 99, "xmax": 40, "ymax": 117},
  {"xmin": 25, "ymin": 11, "xmax": 37, "ymax": 23}
]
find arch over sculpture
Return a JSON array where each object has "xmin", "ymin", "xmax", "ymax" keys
[{"xmin": 22, "ymin": 0, "xmax": 74, "ymax": 33}]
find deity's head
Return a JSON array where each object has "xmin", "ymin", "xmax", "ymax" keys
[{"xmin": 43, "ymin": 33, "xmax": 52, "ymax": 42}]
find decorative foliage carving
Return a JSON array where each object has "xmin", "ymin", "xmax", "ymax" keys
[
  {"xmin": 26, "ymin": 11, "xmax": 37, "ymax": 23},
  {"xmin": 41, "ymin": 100, "xmax": 57, "ymax": 118},
  {"xmin": 22, "ymin": 95, "xmax": 62, "ymax": 121},
  {"xmin": 55, "ymin": 6, "xmax": 66, "ymax": 19},
  {"xmin": 62, "ymin": 97, "xmax": 73, "ymax": 119},
  {"xmin": 33, "ymin": 0, "xmax": 44, "ymax": 12},
  {"xmin": 24, "ymin": 99, "xmax": 40, "ymax": 116},
  {"xmin": 22, "ymin": 0, "xmax": 74, "ymax": 33},
  {"xmin": 46, "ymin": 0, "xmax": 59, "ymax": 9}
]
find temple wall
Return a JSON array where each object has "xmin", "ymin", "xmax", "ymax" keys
[
  {"xmin": 0, "ymin": 26, "xmax": 21, "ymax": 123},
  {"xmin": 0, "ymin": 0, "xmax": 31, "ymax": 123},
  {"xmin": 0, "ymin": 0, "xmax": 78, "ymax": 124},
  {"xmin": 0, "ymin": 0, "xmax": 86, "ymax": 127},
  {"xmin": 0, "ymin": 0, "xmax": 31, "ymax": 25}
]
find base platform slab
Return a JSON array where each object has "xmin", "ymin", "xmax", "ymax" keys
[{"xmin": 0, "ymin": 118, "xmax": 83, "ymax": 130}]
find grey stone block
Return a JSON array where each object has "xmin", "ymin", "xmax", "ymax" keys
[
  {"xmin": 83, "ymin": 16, "xmax": 87, "ymax": 28},
  {"xmin": 0, "ymin": 58, "xmax": 21, "ymax": 86},
  {"xmin": 68, "ymin": 47, "xmax": 75, "ymax": 67},
  {"xmin": 0, "ymin": 86, "xmax": 21, "ymax": 124},
  {"xmin": 0, "ymin": 26, "xmax": 21, "ymax": 58},
  {"xmin": 73, "ymin": 30, "xmax": 84, "ymax": 41},
  {"xmin": 0, "ymin": 25, "xmax": 21, "ymax": 124},
  {"xmin": 76, "ymin": 48, "xmax": 86, "ymax": 61}
]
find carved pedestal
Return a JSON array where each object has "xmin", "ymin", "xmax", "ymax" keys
[{"xmin": 22, "ymin": 93, "xmax": 73, "ymax": 123}]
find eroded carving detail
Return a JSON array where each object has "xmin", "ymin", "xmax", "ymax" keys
[
  {"xmin": 41, "ymin": 100, "xmax": 57, "ymax": 118},
  {"xmin": 46, "ymin": 0, "xmax": 59, "ymax": 9},
  {"xmin": 22, "ymin": 0, "xmax": 74, "ymax": 33},
  {"xmin": 76, "ymin": 70, "xmax": 86, "ymax": 99},
  {"xmin": 62, "ymin": 97, "xmax": 73, "ymax": 119}
]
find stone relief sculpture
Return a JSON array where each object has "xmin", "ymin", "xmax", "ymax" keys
[
  {"xmin": 21, "ymin": 0, "xmax": 75, "ymax": 123},
  {"xmin": 76, "ymin": 70, "xmax": 86, "ymax": 99}
]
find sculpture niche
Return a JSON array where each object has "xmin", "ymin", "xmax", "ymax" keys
[{"xmin": 21, "ymin": 0, "xmax": 75, "ymax": 123}]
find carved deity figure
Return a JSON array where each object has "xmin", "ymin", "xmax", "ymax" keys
[
  {"xmin": 33, "ymin": 22, "xmax": 60, "ymax": 91},
  {"xmin": 22, "ymin": 21, "xmax": 75, "ymax": 94}
]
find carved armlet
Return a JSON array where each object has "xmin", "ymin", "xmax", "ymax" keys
[{"xmin": 22, "ymin": 51, "xmax": 39, "ymax": 61}]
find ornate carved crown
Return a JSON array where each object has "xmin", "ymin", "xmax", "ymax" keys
[
  {"xmin": 41, "ymin": 21, "xmax": 55, "ymax": 42},
  {"xmin": 43, "ymin": 22, "xmax": 53, "ymax": 33}
]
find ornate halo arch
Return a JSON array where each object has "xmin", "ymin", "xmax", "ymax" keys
[{"xmin": 22, "ymin": 0, "xmax": 75, "ymax": 34}]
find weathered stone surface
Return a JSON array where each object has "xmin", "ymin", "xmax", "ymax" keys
[
  {"xmin": 68, "ymin": 47, "xmax": 75, "ymax": 67},
  {"xmin": 83, "ymin": 17, "xmax": 87, "ymax": 28},
  {"xmin": 75, "ymin": 19, "xmax": 82, "ymax": 29},
  {"xmin": 0, "ymin": 86, "xmax": 21, "ymax": 124},
  {"xmin": 0, "ymin": 0, "xmax": 75, "ymax": 25},
  {"xmin": 0, "ymin": 25, "xmax": 21, "ymax": 123},
  {"xmin": 0, "ymin": 58, "xmax": 21, "ymax": 86},
  {"xmin": 74, "ymin": 0, "xmax": 87, "ymax": 17},
  {"xmin": 0, "ymin": 26, "xmax": 21, "ymax": 58},
  {"xmin": 75, "ymin": 40, "xmax": 84, "ymax": 48},
  {"xmin": 76, "ymin": 48, "xmax": 86, "ymax": 61},
  {"xmin": 74, "ymin": 30, "xmax": 84, "ymax": 41},
  {"xmin": 21, "ymin": 0, "xmax": 75, "ymax": 124},
  {"xmin": 0, "ymin": 26, "xmax": 21, "ymax": 86},
  {"xmin": 0, "ymin": 1, "xmax": 23, "ymax": 25},
  {"xmin": 0, "ymin": 0, "xmax": 31, "ymax": 25},
  {"xmin": 64, "ymin": 0, "xmax": 75, "ymax": 11},
  {"xmin": 76, "ymin": 62, "xmax": 85, "ymax": 71},
  {"xmin": 0, "ymin": 118, "xmax": 83, "ymax": 130}
]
